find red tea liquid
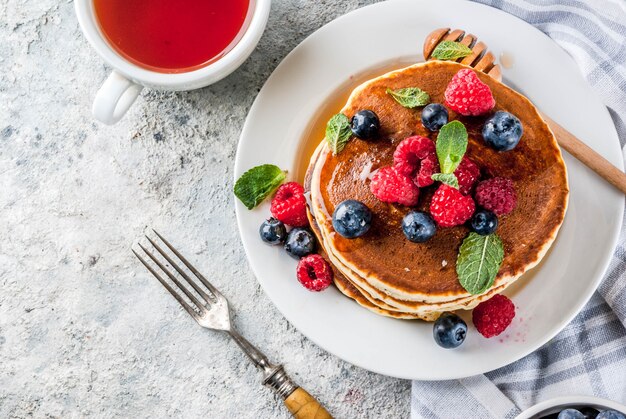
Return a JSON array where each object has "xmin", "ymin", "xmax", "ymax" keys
[{"xmin": 94, "ymin": 0, "xmax": 250, "ymax": 73}]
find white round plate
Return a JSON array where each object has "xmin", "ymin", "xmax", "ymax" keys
[{"xmin": 234, "ymin": 0, "xmax": 623, "ymax": 380}]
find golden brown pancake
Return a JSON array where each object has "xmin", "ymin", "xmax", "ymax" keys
[
  {"xmin": 306, "ymin": 141, "xmax": 513, "ymax": 320},
  {"xmin": 305, "ymin": 61, "xmax": 568, "ymax": 318},
  {"xmin": 305, "ymin": 148, "xmax": 431, "ymax": 319}
]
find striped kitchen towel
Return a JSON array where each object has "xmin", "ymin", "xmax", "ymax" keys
[{"xmin": 411, "ymin": 0, "xmax": 626, "ymax": 417}]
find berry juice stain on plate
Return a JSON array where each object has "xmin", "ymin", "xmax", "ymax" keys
[
  {"xmin": 498, "ymin": 312, "xmax": 531, "ymax": 344},
  {"xmin": 94, "ymin": 0, "xmax": 250, "ymax": 73}
]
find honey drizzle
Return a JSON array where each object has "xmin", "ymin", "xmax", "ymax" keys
[{"xmin": 295, "ymin": 58, "xmax": 420, "ymax": 182}]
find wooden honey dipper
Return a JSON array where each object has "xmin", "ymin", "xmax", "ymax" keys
[{"xmin": 424, "ymin": 28, "xmax": 626, "ymax": 195}]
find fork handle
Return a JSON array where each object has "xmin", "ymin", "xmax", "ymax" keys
[
  {"xmin": 284, "ymin": 388, "xmax": 333, "ymax": 419},
  {"xmin": 544, "ymin": 113, "xmax": 626, "ymax": 195},
  {"xmin": 228, "ymin": 330, "xmax": 333, "ymax": 418}
]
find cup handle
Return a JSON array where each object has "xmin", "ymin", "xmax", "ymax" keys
[{"xmin": 92, "ymin": 70, "xmax": 143, "ymax": 125}]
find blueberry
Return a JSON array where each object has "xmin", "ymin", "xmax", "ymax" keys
[
  {"xmin": 482, "ymin": 111, "xmax": 523, "ymax": 151},
  {"xmin": 597, "ymin": 411, "xmax": 626, "ymax": 419},
  {"xmin": 284, "ymin": 228, "xmax": 316, "ymax": 259},
  {"xmin": 402, "ymin": 211, "xmax": 436, "ymax": 243},
  {"xmin": 259, "ymin": 218, "xmax": 287, "ymax": 245},
  {"xmin": 351, "ymin": 110, "xmax": 380, "ymax": 140},
  {"xmin": 579, "ymin": 407, "xmax": 600, "ymax": 419},
  {"xmin": 470, "ymin": 209, "xmax": 498, "ymax": 235},
  {"xmin": 433, "ymin": 312, "xmax": 467, "ymax": 349},
  {"xmin": 421, "ymin": 103, "xmax": 449, "ymax": 131},
  {"xmin": 558, "ymin": 409, "xmax": 586, "ymax": 419},
  {"xmin": 332, "ymin": 200, "xmax": 372, "ymax": 239}
]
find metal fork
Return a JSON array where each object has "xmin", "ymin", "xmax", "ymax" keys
[{"xmin": 133, "ymin": 230, "xmax": 332, "ymax": 419}]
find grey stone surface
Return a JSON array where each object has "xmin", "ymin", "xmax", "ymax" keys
[{"xmin": 0, "ymin": 0, "xmax": 411, "ymax": 417}]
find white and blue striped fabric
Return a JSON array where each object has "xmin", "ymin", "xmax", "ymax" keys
[{"xmin": 411, "ymin": 1, "xmax": 626, "ymax": 417}]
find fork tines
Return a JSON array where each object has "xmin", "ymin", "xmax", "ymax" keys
[{"xmin": 132, "ymin": 230, "xmax": 223, "ymax": 318}]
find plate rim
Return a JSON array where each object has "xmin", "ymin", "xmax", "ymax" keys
[{"xmin": 234, "ymin": 0, "xmax": 624, "ymax": 380}]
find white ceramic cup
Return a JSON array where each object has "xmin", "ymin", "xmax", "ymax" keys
[{"xmin": 75, "ymin": 0, "xmax": 271, "ymax": 125}]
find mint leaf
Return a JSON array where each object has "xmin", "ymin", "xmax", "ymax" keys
[
  {"xmin": 431, "ymin": 41, "xmax": 473, "ymax": 61},
  {"xmin": 386, "ymin": 87, "xmax": 430, "ymax": 108},
  {"xmin": 431, "ymin": 173, "xmax": 459, "ymax": 189},
  {"xmin": 436, "ymin": 121, "xmax": 468, "ymax": 174},
  {"xmin": 456, "ymin": 233, "xmax": 504, "ymax": 295},
  {"xmin": 234, "ymin": 164, "xmax": 286, "ymax": 210},
  {"xmin": 326, "ymin": 113, "xmax": 352, "ymax": 154}
]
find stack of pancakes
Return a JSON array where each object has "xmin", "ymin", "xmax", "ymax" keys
[{"xmin": 304, "ymin": 61, "xmax": 568, "ymax": 321}]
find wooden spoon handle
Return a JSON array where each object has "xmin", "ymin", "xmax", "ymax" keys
[
  {"xmin": 422, "ymin": 27, "xmax": 626, "ymax": 195},
  {"xmin": 284, "ymin": 387, "xmax": 333, "ymax": 419},
  {"xmin": 543, "ymin": 113, "xmax": 626, "ymax": 194}
]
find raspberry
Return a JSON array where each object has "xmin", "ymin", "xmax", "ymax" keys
[
  {"xmin": 430, "ymin": 184, "xmax": 475, "ymax": 227},
  {"xmin": 270, "ymin": 182, "xmax": 308, "ymax": 227},
  {"xmin": 472, "ymin": 294, "xmax": 516, "ymax": 338},
  {"xmin": 454, "ymin": 157, "xmax": 481, "ymax": 195},
  {"xmin": 370, "ymin": 166, "xmax": 420, "ymax": 206},
  {"xmin": 296, "ymin": 254, "xmax": 333, "ymax": 292},
  {"xmin": 444, "ymin": 69, "xmax": 495, "ymax": 116},
  {"xmin": 414, "ymin": 154, "xmax": 440, "ymax": 188},
  {"xmin": 474, "ymin": 177, "xmax": 517, "ymax": 216},
  {"xmin": 393, "ymin": 136, "xmax": 439, "ymax": 187}
]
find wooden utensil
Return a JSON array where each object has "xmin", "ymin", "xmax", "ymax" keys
[{"xmin": 424, "ymin": 28, "xmax": 626, "ymax": 195}]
